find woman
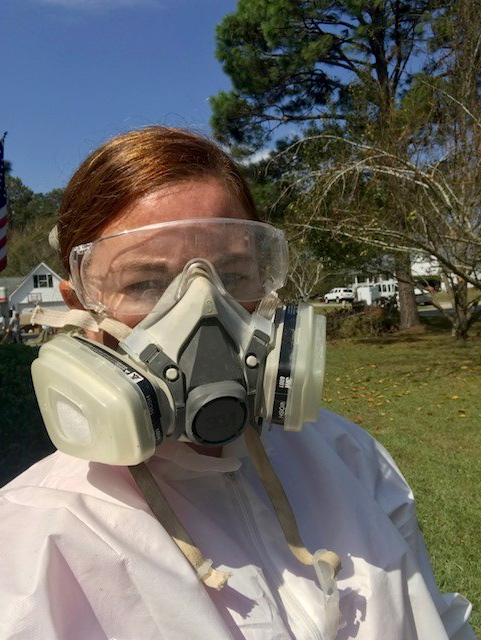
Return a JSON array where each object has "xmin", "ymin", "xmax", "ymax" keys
[{"xmin": 0, "ymin": 127, "xmax": 474, "ymax": 640}]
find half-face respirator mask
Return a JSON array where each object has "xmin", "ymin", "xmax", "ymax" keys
[{"xmin": 31, "ymin": 218, "xmax": 326, "ymax": 465}]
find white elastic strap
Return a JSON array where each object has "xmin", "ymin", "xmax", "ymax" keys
[
  {"xmin": 30, "ymin": 305, "xmax": 133, "ymax": 342},
  {"xmin": 129, "ymin": 462, "xmax": 230, "ymax": 591},
  {"xmin": 256, "ymin": 292, "xmax": 279, "ymax": 320},
  {"xmin": 245, "ymin": 425, "xmax": 341, "ymax": 638},
  {"xmin": 313, "ymin": 549, "xmax": 341, "ymax": 639}
]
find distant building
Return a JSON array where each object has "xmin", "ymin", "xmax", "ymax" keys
[
  {"xmin": 349, "ymin": 254, "xmax": 448, "ymax": 292},
  {"xmin": 410, "ymin": 255, "xmax": 446, "ymax": 291},
  {"xmin": 0, "ymin": 262, "xmax": 68, "ymax": 326}
]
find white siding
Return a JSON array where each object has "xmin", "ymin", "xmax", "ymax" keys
[{"xmin": 9, "ymin": 263, "xmax": 67, "ymax": 314}]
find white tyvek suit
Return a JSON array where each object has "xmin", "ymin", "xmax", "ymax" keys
[{"xmin": 0, "ymin": 410, "xmax": 475, "ymax": 640}]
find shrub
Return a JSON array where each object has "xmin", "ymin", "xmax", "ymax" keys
[{"xmin": 326, "ymin": 302, "xmax": 399, "ymax": 339}]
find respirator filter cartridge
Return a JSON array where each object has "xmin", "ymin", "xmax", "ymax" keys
[
  {"xmin": 31, "ymin": 335, "xmax": 162, "ymax": 465},
  {"xmin": 263, "ymin": 304, "xmax": 326, "ymax": 431}
]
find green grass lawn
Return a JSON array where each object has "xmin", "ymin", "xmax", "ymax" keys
[{"xmin": 323, "ymin": 332, "xmax": 481, "ymax": 636}]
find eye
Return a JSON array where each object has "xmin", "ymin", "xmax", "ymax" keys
[
  {"xmin": 123, "ymin": 280, "xmax": 167, "ymax": 298},
  {"xmin": 222, "ymin": 272, "xmax": 248, "ymax": 288}
]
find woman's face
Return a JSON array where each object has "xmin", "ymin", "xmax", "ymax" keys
[{"xmin": 64, "ymin": 177, "xmax": 256, "ymax": 341}]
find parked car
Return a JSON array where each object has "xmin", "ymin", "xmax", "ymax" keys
[
  {"xmin": 324, "ymin": 287, "xmax": 355, "ymax": 304},
  {"xmin": 414, "ymin": 287, "xmax": 433, "ymax": 306}
]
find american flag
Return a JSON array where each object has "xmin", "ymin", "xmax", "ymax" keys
[{"xmin": 0, "ymin": 132, "xmax": 7, "ymax": 273}]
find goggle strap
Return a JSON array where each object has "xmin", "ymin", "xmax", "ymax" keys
[{"xmin": 30, "ymin": 306, "xmax": 133, "ymax": 342}]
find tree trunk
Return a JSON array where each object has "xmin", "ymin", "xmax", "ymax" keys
[
  {"xmin": 395, "ymin": 253, "xmax": 421, "ymax": 330},
  {"xmin": 451, "ymin": 278, "xmax": 469, "ymax": 340}
]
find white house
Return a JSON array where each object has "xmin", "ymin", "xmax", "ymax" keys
[
  {"xmin": 349, "ymin": 253, "xmax": 450, "ymax": 293},
  {"xmin": 410, "ymin": 254, "xmax": 448, "ymax": 291},
  {"xmin": 6, "ymin": 262, "xmax": 68, "ymax": 318}
]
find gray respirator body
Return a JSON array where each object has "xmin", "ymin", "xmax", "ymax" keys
[{"xmin": 32, "ymin": 261, "xmax": 326, "ymax": 465}]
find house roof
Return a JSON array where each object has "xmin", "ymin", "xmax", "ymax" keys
[
  {"xmin": 2, "ymin": 263, "xmax": 64, "ymax": 299},
  {"xmin": 28, "ymin": 262, "xmax": 63, "ymax": 281}
]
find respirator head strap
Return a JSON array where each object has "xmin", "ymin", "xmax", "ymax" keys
[
  {"xmin": 244, "ymin": 424, "xmax": 341, "ymax": 637},
  {"xmin": 31, "ymin": 305, "xmax": 133, "ymax": 342},
  {"xmin": 129, "ymin": 461, "xmax": 230, "ymax": 590}
]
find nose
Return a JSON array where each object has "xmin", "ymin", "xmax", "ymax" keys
[{"xmin": 175, "ymin": 259, "xmax": 228, "ymax": 301}]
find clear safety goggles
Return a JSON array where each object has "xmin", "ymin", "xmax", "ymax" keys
[{"xmin": 69, "ymin": 218, "xmax": 289, "ymax": 316}]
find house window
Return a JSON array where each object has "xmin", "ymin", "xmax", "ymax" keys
[{"xmin": 33, "ymin": 274, "xmax": 53, "ymax": 288}]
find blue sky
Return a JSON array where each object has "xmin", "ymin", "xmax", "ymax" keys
[{"xmin": 1, "ymin": 0, "xmax": 239, "ymax": 193}]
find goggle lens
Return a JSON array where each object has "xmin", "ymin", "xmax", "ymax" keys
[{"xmin": 70, "ymin": 219, "xmax": 288, "ymax": 316}]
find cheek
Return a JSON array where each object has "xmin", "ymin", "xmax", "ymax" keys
[
  {"xmin": 113, "ymin": 312, "xmax": 147, "ymax": 329},
  {"xmin": 83, "ymin": 328, "xmax": 120, "ymax": 351}
]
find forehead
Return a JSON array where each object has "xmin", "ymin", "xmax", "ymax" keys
[{"xmin": 101, "ymin": 177, "xmax": 249, "ymax": 236}]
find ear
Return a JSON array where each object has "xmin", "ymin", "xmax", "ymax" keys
[{"xmin": 59, "ymin": 280, "xmax": 84, "ymax": 310}]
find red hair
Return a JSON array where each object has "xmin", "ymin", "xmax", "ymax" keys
[{"xmin": 58, "ymin": 127, "xmax": 258, "ymax": 271}]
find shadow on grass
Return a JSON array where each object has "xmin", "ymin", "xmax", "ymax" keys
[
  {"xmin": 0, "ymin": 344, "xmax": 55, "ymax": 486},
  {"xmin": 420, "ymin": 315, "xmax": 453, "ymax": 332}
]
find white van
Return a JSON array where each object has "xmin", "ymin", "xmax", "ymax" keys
[
  {"xmin": 355, "ymin": 284, "xmax": 381, "ymax": 306},
  {"xmin": 355, "ymin": 280, "xmax": 398, "ymax": 306}
]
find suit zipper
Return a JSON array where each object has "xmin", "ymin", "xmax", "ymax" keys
[{"xmin": 226, "ymin": 471, "xmax": 324, "ymax": 640}]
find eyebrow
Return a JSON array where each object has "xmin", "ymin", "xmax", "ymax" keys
[
  {"xmin": 107, "ymin": 253, "xmax": 254, "ymax": 273},
  {"xmin": 214, "ymin": 253, "xmax": 253, "ymax": 266},
  {"xmin": 108, "ymin": 260, "xmax": 170, "ymax": 275}
]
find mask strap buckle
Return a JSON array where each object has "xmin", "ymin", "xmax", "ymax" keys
[{"xmin": 313, "ymin": 549, "xmax": 341, "ymax": 638}]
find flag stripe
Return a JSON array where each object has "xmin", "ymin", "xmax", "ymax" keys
[
  {"xmin": 0, "ymin": 244, "xmax": 6, "ymax": 262},
  {"xmin": 0, "ymin": 235, "xmax": 6, "ymax": 250}
]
